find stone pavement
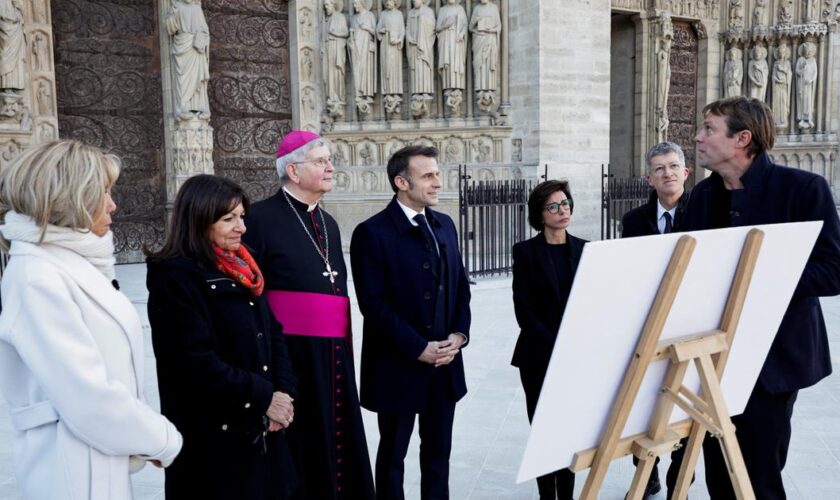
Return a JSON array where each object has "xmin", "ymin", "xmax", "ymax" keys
[{"xmin": 0, "ymin": 260, "xmax": 838, "ymax": 499}]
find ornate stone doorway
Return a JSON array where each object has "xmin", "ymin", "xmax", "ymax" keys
[
  {"xmin": 205, "ymin": 0, "xmax": 292, "ymax": 202},
  {"xmin": 52, "ymin": 0, "xmax": 166, "ymax": 262},
  {"xmin": 666, "ymin": 20, "xmax": 699, "ymax": 187}
]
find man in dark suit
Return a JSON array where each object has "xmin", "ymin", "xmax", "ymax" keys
[
  {"xmin": 684, "ymin": 96, "xmax": 840, "ymax": 499},
  {"xmin": 621, "ymin": 141, "xmax": 690, "ymax": 238},
  {"xmin": 620, "ymin": 142, "xmax": 691, "ymax": 499},
  {"xmin": 350, "ymin": 145, "xmax": 471, "ymax": 500}
]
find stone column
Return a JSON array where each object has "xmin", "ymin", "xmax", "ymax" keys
[{"xmin": 158, "ymin": 0, "xmax": 215, "ymax": 207}]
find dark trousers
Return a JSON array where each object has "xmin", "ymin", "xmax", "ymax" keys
[
  {"xmin": 520, "ymin": 367, "xmax": 575, "ymax": 500},
  {"xmin": 375, "ymin": 370, "xmax": 457, "ymax": 500},
  {"xmin": 703, "ymin": 385, "xmax": 798, "ymax": 500}
]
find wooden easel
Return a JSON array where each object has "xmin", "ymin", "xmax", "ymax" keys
[{"xmin": 569, "ymin": 229, "xmax": 764, "ymax": 500}]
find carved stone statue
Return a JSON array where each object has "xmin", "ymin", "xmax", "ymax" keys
[
  {"xmin": 377, "ymin": 0, "xmax": 404, "ymax": 117},
  {"xmin": 0, "ymin": 0, "xmax": 26, "ymax": 91},
  {"xmin": 32, "ymin": 32, "xmax": 48, "ymax": 71},
  {"xmin": 771, "ymin": 43, "xmax": 792, "ymax": 129},
  {"xmin": 728, "ymin": 0, "xmax": 744, "ymax": 30},
  {"xmin": 470, "ymin": 0, "xmax": 501, "ymax": 114},
  {"xmin": 752, "ymin": 0, "xmax": 767, "ymax": 25},
  {"xmin": 323, "ymin": 0, "xmax": 348, "ymax": 119},
  {"xmin": 795, "ymin": 41, "xmax": 817, "ymax": 130},
  {"xmin": 349, "ymin": 0, "xmax": 376, "ymax": 117},
  {"xmin": 36, "ymin": 79, "xmax": 50, "ymax": 115},
  {"xmin": 165, "ymin": 0, "xmax": 211, "ymax": 121},
  {"xmin": 747, "ymin": 45, "xmax": 768, "ymax": 101},
  {"xmin": 778, "ymin": 0, "xmax": 793, "ymax": 25},
  {"xmin": 724, "ymin": 46, "xmax": 743, "ymax": 98},
  {"xmin": 407, "ymin": 0, "xmax": 435, "ymax": 118},
  {"xmin": 436, "ymin": 0, "xmax": 468, "ymax": 115},
  {"xmin": 653, "ymin": 13, "xmax": 673, "ymax": 143}
]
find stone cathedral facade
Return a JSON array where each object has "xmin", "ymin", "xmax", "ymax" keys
[{"xmin": 0, "ymin": 0, "xmax": 838, "ymax": 262}]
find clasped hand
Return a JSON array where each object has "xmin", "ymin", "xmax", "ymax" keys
[
  {"xmin": 265, "ymin": 391, "xmax": 294, "ymax": 432},
  {"xmin": 418, "ymin": 333, "xmax": 464, "ymax": 367}
]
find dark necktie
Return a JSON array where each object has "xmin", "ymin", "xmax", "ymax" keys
[
  {"xmin": 413, "ymin": 213, "xmax": 440, "ymax": 257},
  {"xmin": 663, "ymin": 211, "xmax": 673, "ymax": 234}
]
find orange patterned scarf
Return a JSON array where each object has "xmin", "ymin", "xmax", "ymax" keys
[{"xmin": 212, "ymin": 243, "xmax": 265, "ymax": 296}]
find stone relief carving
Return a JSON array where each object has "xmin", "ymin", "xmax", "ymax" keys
[
  {"xmin": 299, "ymin": 6, "xmax": 314, "ymax": 42},
  {"xmin": 407, "ymin": 0, "xmax": 435, "ymax": 118},
  {"xmin": 35, "ymin": 120, "xmax": 54, "ymax": 141},
  {"xmin": 35, "ymin": 78, "xmax": 50, "ymax": 115},
  {"xmin": 653, "ymin": 12, "xmax": 673, "ymax": 143},
  {"xmin": 334, "ymin": 170, "xmax": 350, "ymax": 191},
  {"xmin": 470, "ymin": 0, "xmax": 501, "ymax": 115},
  {"xmin": 301, "ymin": 85, "xmax": 317, "ymax": 119},
  {"xmin": 747, "ymin": 45, "xmax": 768, "ymax": 101},
  {"xmin": 300, "ymin": 47, "xmax": 313, "ymax": 82},
  {"xmin": 166, "ymin": 0, "xmax": 211, "ymax": 121},
  {"xmin": 323, "ymin": 0, "xmax": 348, "ymax": 120},
  {"xmin": 471, "ymin": 137, "xmax": 492, "ymax": 162},
  {"xmin": 32, "ymin": 31, "xmax": 48, "ymax": 71},
  {"xmin": 778, "ymin": 0, "xmax": 793, "ymax": 25},
  {"xmin": 724, "ymin": 46, "xmax": 743, "ymax": 97},
  {"xmin": 772, "ymin": 42, "xmax": 792, "ymax": 130},
  {"xmin": 436, "ymin": 0, "xmax": 467, "ymax": 116},
  {"xmin": 795, "ymin": 41, "xmax": 817, "ymax": 130},
  {"xmin": 386, "ymin": 138, "xmax": 405, "ymax": 158},
  {"xmin": 478, "ymin": 167, "xmax": 494, "ymax": 181},
  {"xmin": 728, "ymin": 0, "xmax": 744, "ymax": 30},
  {"xmin": 444, "ymin": 138, "xmax": 461, "ymax": 163},
  {"xmin": 361, "ymin": 170, "xmax": 378, "ymax": 191},
  {"xmin": 350, "ymin": 0, "xmax": 376, "ymax": 117},
  {"xmin": 0, "ymin": 0, "xmax": 26, "ymax": 124},
  {"xmin": 358, "ymin": 140, "xmax": 376, "ymax": 165},
  {"xmin": 378, "ymin": 0, "xmax": 404, "ymax": 118},
  {"xmin": 512, "ymin": 138, "xmax": 522, "ymax": 162},
  {"xmin": 805, "ymin": 0, "xmax": 819, "ymax": 23},
  {"xmin": 332, "ymin": 140, "xmax": 350, "ymax": 166},
  {"xmin": 752, "ymin": 0, "xmax": 767, "ymax": 25}
]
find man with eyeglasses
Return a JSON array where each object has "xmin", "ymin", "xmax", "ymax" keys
[
  {"xmin": 684, "ymin": 97, "xmax": 840, "ymax": 499},
  {"xmin": 244, "ymin": 130, "xmax": 375, "ymax": 499},
  {"xmin": 621, "ymin": 141, "xmax": 690, "ymax": 238},
  {"xmin": 620, "ymin": 142, "xmax": 692, "ymax": 500}
]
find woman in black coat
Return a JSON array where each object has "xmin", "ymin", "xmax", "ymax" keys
[
  {"xmin": 147, "ymin": 175, "xmax": 298, "ymax": 499},
  {"xmin": 511, "ymin": 180, "xmax": 586, "ymax": 500}
]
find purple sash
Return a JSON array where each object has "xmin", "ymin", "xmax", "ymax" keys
[{"xmin": 265, "ymin": 290, "xmax": 349, "ymax": 338}]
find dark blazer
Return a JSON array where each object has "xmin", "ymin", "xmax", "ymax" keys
[
  {"xmin": 350, "ymin": 197, "xmax": 471, "ymax": 414},
  {"xmin": 621, "ymin": 189, "xmax": 690, "ymax": 237},
  {"xmin": 682, "ymin": 152, "xmax": 840, "ymax": 393},
  {"xmin": 147, "ymin": 256, "xmax": 298, "ymax": 499},
  {"xmin": 511, "ymin": 232, "xmax": 587, "ymax": 374}
]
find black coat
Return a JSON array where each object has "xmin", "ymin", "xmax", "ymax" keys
[
  {"xmin": 350, "ymin": 198, "xmax": 471, "ymax": 414},
  {"xmin": 147, "ymin": 256, "xmax": 298, "ymax": 500},
  {"xmin": 510, "ymin": 232, "xmax": 587, "ymax": 375},
  {"xmin": 621, "ymin": 189, "xmax": 690, "ymax": 237},
  {"xmin": 682, "ymin": 152, "xmax": 840, "ymax": 393}
]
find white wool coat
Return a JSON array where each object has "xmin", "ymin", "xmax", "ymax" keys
[{"xmin": 0, "ymin": 241, "xmax": 182, "ymax": 500}]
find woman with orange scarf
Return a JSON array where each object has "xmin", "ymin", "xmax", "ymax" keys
[{"xmin": 146, "ymin": 175, "xmax": 298, "ymax": 499}]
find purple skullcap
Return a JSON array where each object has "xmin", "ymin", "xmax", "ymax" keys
[{"xmin": 276, "ymin": 130, "xmax": 321, "ymax": 158}]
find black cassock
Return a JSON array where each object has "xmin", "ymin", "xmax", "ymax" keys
[{"xmin": 245, "ymin": 189, "xmax": 375, "ymax": 500}]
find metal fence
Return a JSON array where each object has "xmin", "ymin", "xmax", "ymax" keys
[
  {"xmin": 601, "ymin": 164, "xmax": 651, "ymax": 240},
  {"xmin": 458, "ymin": 165, "xmax": 534, "ymax": 278}
]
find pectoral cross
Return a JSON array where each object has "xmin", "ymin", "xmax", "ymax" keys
[{"xmin": 323, "ymin": 261, "xmax": 338, "ymax": 284}]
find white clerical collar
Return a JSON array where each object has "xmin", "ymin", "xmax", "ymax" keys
[
  {"xmin": 396, "ymin": 198, "xmax": 427, "ymax": 226},
  {"xmin": 283, "ymin": 186, "xmax": 319, "ymax": 212},
  {"xmin": 656, "ymin": 199, "xmax": 677, "ymax": 220}
]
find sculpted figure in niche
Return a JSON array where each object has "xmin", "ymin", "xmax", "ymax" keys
[
  {"xmin": 747, "ymin": 45, "xmax": 768, "ymax": 102},
  {"xmin": 772, "ymin": 43, "xmax": 792, "ymax": 129},
  {"xmin": 728, "ymin": 0, "xmax": 744, "ymax": 30},
  {"xmin": 779, "ymin": 0, "xmax": 793, "ymax": 24},
  {"xmin": 796, "ymin": 41, "xmax": 817, "ymax": 130},
  {"xmin": 0, "ymin": 0, "xmax": 26, "ymax": 91},
  {"xmin": 32, "ymin": 32, "xmax": 48, "ymax": 71},
  {"xmin": 323, "ymin": 0, "xmax": 348, "ymax": 119},
  {"xmin": 470, "ymin": 0, "xmax": 501, "ymax": 114},
  {"xmin": 436, "ymin": 0, "xmax": 468, "ymax": 115},
  {"xmin": 406, "ymin": 0, "xmax": 435, "ymax": 118},
  {"xmin": 724, "ymin": 47, "xmax": 743, "ymax": 98},
  {"xmin": 378, "ymin": 0, "xmax": 404, "ymax": 117},
  {"xmin": 349, "ymin": 0, "xmax": 376, "ymax": 117},
  {"xmin": 165, "ymin": 0, "xmax": 211, "ymax": 121},
  {"xmin": 36, "ymin": 80, "xmax": 50, "ymax": 115},
  {"xmin": 654, "ymin": 32, "xmax": 672, "ymax": 142},
  {"xmin": 32, "ymin": 0, "xmax": 46, "ymax": 23},
  {"xmin": 752, "ymin": 0, "xmax": 767, "ymax": 25}
]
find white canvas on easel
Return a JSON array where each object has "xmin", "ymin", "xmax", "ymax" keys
[{"xmin": 517, "ymin": 222, "xmax": 822, "ymax": 483}]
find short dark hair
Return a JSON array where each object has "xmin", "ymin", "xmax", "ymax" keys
[
  {"xmin": 527, "ymin": 180, "xmax": 573, "ymax": 232},
  {"xmin": 702, "ymin": 96, "xmax": 775, "ymax": 158},
  {"xmin": 147, "ymin": 174, "xmax": 249, "ymax": 269},
  {"xmin": 386, "ymin": 145, "xmax": 438, "ymax": 193}
]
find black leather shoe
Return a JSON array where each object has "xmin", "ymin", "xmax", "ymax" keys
[{"xmin": 644, "ymin": 474, "xmax": 662, "ymax": 498}]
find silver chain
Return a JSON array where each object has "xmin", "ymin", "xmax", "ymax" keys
[{"xmin": 282, "ymin": 189, "xmax": 331, "ymax": 268}]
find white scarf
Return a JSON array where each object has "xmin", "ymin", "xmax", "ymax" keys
[{"xmin": 0, "ymin": 211, "xmax": 117, "ymax": 280}]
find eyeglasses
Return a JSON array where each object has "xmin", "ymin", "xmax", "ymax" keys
[
  {"xmin": 299, "ymin": 156, "xmax": 333, "ymax": 169},
  {"xmin": 544, "ymin": 199, "xmax": 573, "ymax": 214},
  {"xmin": 650, "ymin": 164, "xmax": 685, "ymax": 176}
]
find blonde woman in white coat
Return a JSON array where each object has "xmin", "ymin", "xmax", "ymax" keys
[{"xmin": 0, "ymin": 140, "xmax": 183, "ymax": 500}]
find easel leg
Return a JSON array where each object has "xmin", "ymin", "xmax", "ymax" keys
[
  {"xmin": 627, "ymin": 457, "xmax": 655, "ymax": 500},
  {"xmin": 672, "ymin": 422, "xmax": 704, "ymax": 500}
]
